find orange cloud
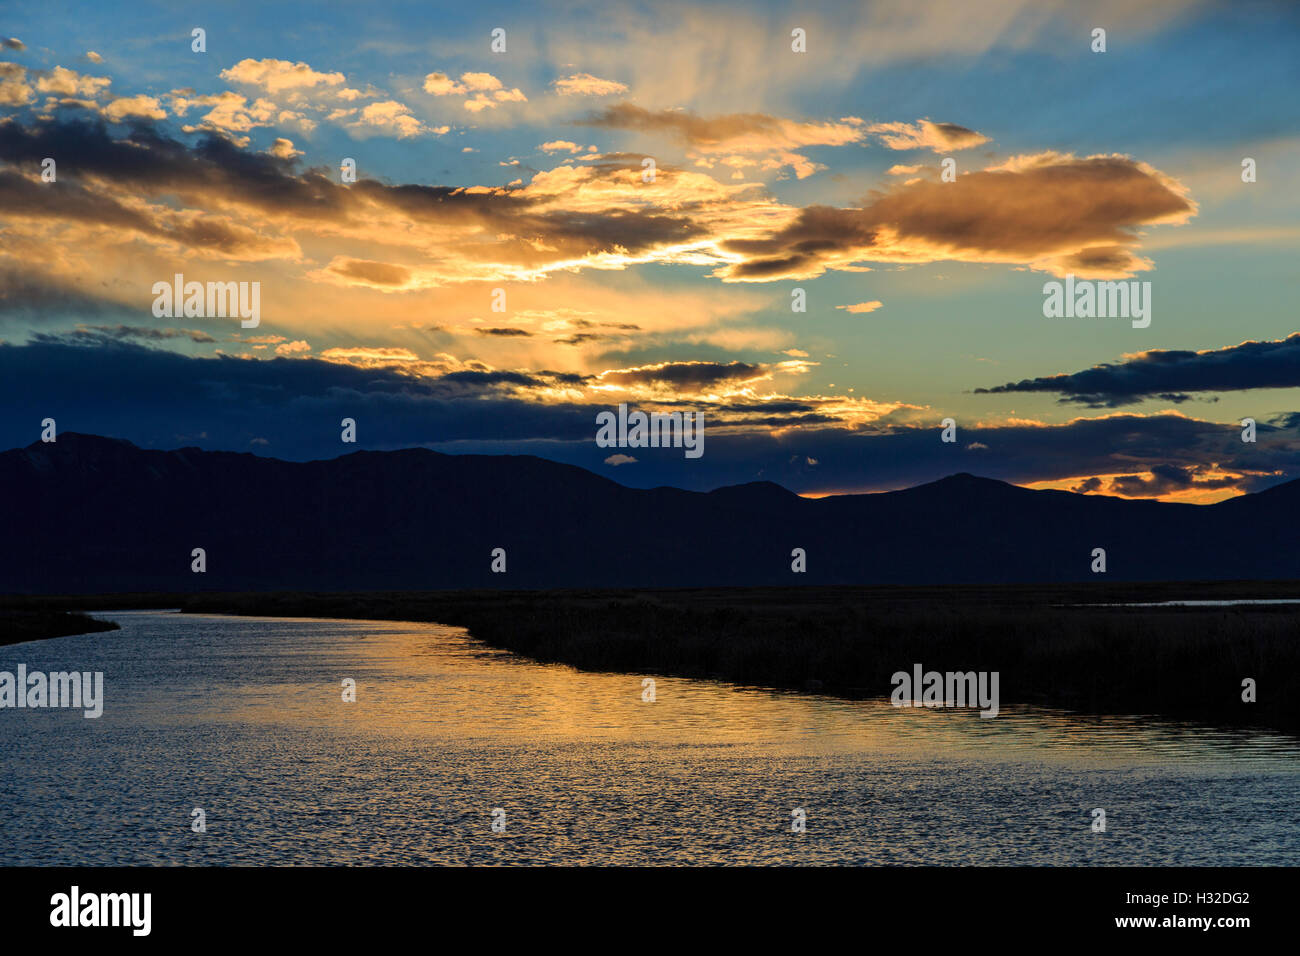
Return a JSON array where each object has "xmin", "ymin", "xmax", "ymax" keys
[
  {"xmin": 577, "ymin": 103, "xmax": 867, "ymax": 179},
  {"xmin": 554, "ymin": 73, "xmax": 628, "ymax": 96},
  {"xmin": 716, "ymin": 153, "xmax": 1195, "ymax": 281},
  {"xmin": 868, "ymin": 119, "xmax": 989, "ymax": 152}
]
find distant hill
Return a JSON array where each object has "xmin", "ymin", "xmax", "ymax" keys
[{"xmin": 0, "ymin": 433, "xmax": 1292, "ymax": 592}]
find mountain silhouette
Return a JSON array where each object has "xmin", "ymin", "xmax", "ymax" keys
[{"xmin": 0, "ymin": 433, "xmax": 1290, "ymax": 592}]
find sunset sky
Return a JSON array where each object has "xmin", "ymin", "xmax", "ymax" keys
[{"xmin": 2, "ymin": 0, "xmax": 1298, "ymax": 501}]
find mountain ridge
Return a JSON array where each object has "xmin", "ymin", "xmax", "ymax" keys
[{"xmin": 2, "ymin": 432, "xmax": 1293, "ymax": 592}]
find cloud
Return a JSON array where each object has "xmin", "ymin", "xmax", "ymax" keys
[
  {"xmin": 2, "ymin": 340, "xmax": 1290, "ymax": 498},
  {"xmin": 1105, "ymin": 464, "xmax": 1242, "ymax": 498},
  {"xmin": 0, "ymin": 116, "xmax": 1195, "ymax": 336},
  {"xmin": 2, "ymin": 38, "xmax": 25, "ymax": 51},
  {"xmin": 36, "ymin": 66, "xmax": 112, "ymax": 97},
  {"xmin": 103, "ymin": 94, "xmax": 167, "ymax": 121},
  {"xmin": 423, "ymin": 72, "xmax": 461, "ymax": 95},
  {"xmin": 0, "ymin": 268, "xmax": 145, "ymax": 320},
  {"xmin": 220, "ymin": 58, "xmax": 345, "ymax": 95},
  {"xmin": 837, "ymin": 301, "xmax": 883, "ymax": 314},
  {"xmin": 596, "ymin": 360, "xmax": 779, "ymax": 394},
  {"xmin": 540, "ymin": 140, "xmax": 585, "ymax": 154},
  {"xmin": 40, "ymin": 325, "xmax": 216, "ymax": 344},
  {"xmin": 868, "ymin": 119, "xmax": 990, "ymax": 152},
  {"xmin": 461, "ymin": 72, "xmax": 502, "ymax": 92},
  {"xmin": 715, "ymin": 152, "xmax": 1195, "ymax": 281},
  {"xmin": 977, "ymin": 333, "xmax": 1300, "ymax": 407},
  {"xmin": 423, "ymin": 71, "xmax": 525, "ymax": 111},
  {"xmin": 0, "ymin": 117, "xmax": 739, "ymax": 297},
  {"xmin": 320, "ymin": 258, "xmax": 413, "ymax": 289},
  {"xmin": 182, "ymin": 58, "xmax": 405, "ymax": 139},
  {"xmin": 554, "ymin": 73, "xmax": 628, "ymax": 96},
  {"xmin": 531, "ymin": 1, "xmax": 1208, "ymax": 118},
  {"xmin": 0, "ymin": 339, "xmax": 608, "ymax": 455},
  {"xmin": 267, "ymin": 137, "xmax": 302, "ymax": 159},
  {"xmin": 604, "ymin": 453, "xmax": 637, "ymax": 465},
  {"xmin": 85, "ymin": 51, "xmax": 103, "ymax": 63},
  {"xmin": 0, "ymin": 62, "xmax": 33, "ymax": 106},
  {"xmin": 465, "ymin": 89, "xmax": 526, "ymax": 112},
  {"xmin": 318, "ymin": 346, "xmax": 421, "ymax": 365},
  {"xmin": 577, "ymin": 102, "xmax": 867, "ymax": 179},
  {"xmin": 350, "ymin": 100, "xmax": 439, "ymax": 138},
  {"xmin": 0, "ymin": 165, "xmax": 299, "ymax": 261},
  {"xmin": 168, "ymin": 90, "xmax": 275, "ymax": 135}
]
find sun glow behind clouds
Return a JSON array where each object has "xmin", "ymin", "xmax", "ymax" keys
[{"xmin": 0, "ymin": 0, "xmax": 1296, "ymax": 498}]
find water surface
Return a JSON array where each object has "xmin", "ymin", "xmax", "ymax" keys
[{"xmin": 1, "ymin": 611, "xmax": 1296, "ymax": 865}]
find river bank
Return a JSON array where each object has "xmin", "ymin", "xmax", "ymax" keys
[{"xmin": 0, "ymin": 610, "xmax": 119, "ymax": 647}]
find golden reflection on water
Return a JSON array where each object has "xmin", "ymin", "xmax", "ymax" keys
[{"xmin": 193, "ymin": 616, "xmax": 1300, "ymax": 768}]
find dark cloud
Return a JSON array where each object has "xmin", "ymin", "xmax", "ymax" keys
[
  {"xmin": 0, "ymin": 112, "xmax": 1195, "ymax": 306},
  {"xmin": 0, "ymin": 116, "xmax": 706, "ymax": 281},
  {"xmin": 0, "ymin": 339, "xmax": 604, "ymax": 455},
  {"xmin": 598, "ymin": 360, "xmax": 768, "ymax": 389},
  {"xmin": 475, "ymin": 327, "xmax": 533, "ymax": 337},
  {"xmin": 1105, "ymin": 464, "xmax": 1241, "ymax": 498},
  {"xmin": 2, "ymin": 339, "xmax": 1294, "ymax": 495},
  {"xmin": 977, "ymin": 333, "xmax": 1300, "ymax": 407},
  {"xmin": 868, "ymin": 118, "xmax": 989, "ymax": 152},
  {"xmin": 925, "ymin": 121, "xmax": 983, "ymax": 147},
  {"xmin": 716, "ymin": 154, "xmax": 1193, "ymax": 281},
  {"xmin": 438, "ymin": 412, "xmax": 1300, "ymax": 496},
  {"xmin": 325, "ymin": 258, "xmax": 411, "ymax": 287},
  {"xmin": 0, "ymin": 168, "xmax": 291, "ymax": 258},
  {"xmin": 37, "ymin": 325, "xmax": 216, "ymax": 344},
  {"xmin": 0, "ymin": 117, "xmax": 331, "ymax": 215},
  {"xmin": 0, "ymin": 268, "xmax": 137, "ymax": 319}
]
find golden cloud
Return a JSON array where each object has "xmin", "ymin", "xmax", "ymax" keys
[
  {"xmin": 716, "ymin": 152, "xmax": 1196, "ymax": 281},
  {"xmin": 868, "ymin": 119, "xmax": 989, "ymax": 152},
  {"xmin": 220, "ymin": 58, "xmax": 346, "ymax": 95},
  {"xmin": 553, "ymin": 73, "xmax": 628, "ymax": 96}
]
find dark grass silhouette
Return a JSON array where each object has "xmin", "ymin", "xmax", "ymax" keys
[{"xmin": 0, "ymin": 610, "xmax": 118, "ymax": 646}]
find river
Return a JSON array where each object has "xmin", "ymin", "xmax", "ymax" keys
[{"xmin": 1, "ymin": 611, "xmax": 1296, "ymax": 865}]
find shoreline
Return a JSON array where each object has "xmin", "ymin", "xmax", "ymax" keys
[{"xmin": 0, "ymin": 610, "xmax": 120, "ymax": 647}]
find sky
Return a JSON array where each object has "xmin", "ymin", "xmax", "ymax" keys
[{"xmin": 1, "ymin": 0, "xmax": 1299, "ymax": 502}]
